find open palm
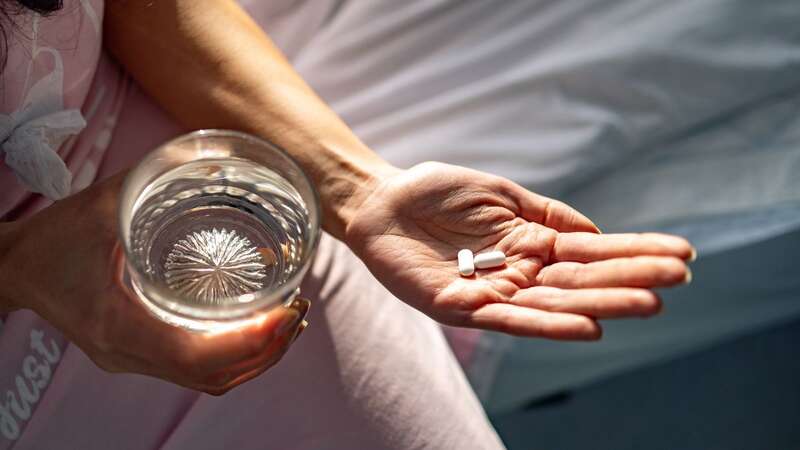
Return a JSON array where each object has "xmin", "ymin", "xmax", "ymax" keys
[{"xmin": 346, "ymin": 162, "xmax": 693, "ymax": 340}]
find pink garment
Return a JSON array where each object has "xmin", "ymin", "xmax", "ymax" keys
[
  {"xmin": 0, "ymin": 0, "xmax": 126, "ymax": 219},
  {"xmin": 0, "ymin": 2, "xmax": 501, "ymax": 449}
]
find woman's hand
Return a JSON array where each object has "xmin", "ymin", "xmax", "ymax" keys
[
  {"xmin": 0, "ymin": 174, "xmax": 308, "ymax": 395},
  {"xmin": 346, "ymin": 162, "xmax": 694, "ymax": 340},
  {"xmin": 101, "ymin": 0, "xmax": 689, "ymax": 342}
]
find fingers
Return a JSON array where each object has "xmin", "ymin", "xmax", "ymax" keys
[
  {"xmin": 501, "ymin": 181, "xmax": 600, "ymax": 233},
  {"xmin": 552, "ymin": 232, "xmax": 694, "ymax": 263},
  {"xmin": 183, "ymin": 299, "xmax": 306, "ymax": 374},
  {"xmin": 211, "ymin": 298, "xmax": 309, "ymax": 377},
  {"xmin": 539, "ymin": 198, "xmax": 600, "ymax": 234},
  {"xmin": 115, "ymin": 245, "xmax": 306, "ymax": 373},
  {"xmin": 102, "ymin": 242, "xmax": 309, "ymax": 395},
  {"xmin": 469, "ymin": 303, "xmax": 602, "ymax": 340},
  {"xmin": 205, "ymin": 317, "xmax": 308, "ymax": 395},
  {"xmin": 509, "ymin": 286, "xmax": 661, "ymax": 318},
  {"xmin": 192, "ymin": 298, "xmax": 309, "ymax": 395},
  {"xmin": 537, "ymin": 256, "xmax": 690, "ymax": 289},
  {"xmin": 198, "ymin": 333, "xmax": 291, "ymax": 395},
  {"xmin": 109, "ymin": 282, "xmax": 306, "ymax": 392},
  {"xmin": 293, "ymin": 320, "xmax": 308, "ymax": 344}
]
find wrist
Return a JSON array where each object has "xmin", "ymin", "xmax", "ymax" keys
[{"xmin": 316, "ymin": 146, "xmax": 400, "ymax": 241}]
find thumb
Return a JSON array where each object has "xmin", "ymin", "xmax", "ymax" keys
[{"xmin": 283, "ymin": 297, "xmax": 311, "ymax": 342}]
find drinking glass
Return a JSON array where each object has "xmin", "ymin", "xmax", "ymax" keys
[{"xmin": 118, "ymin": 129, "xmax": 320, "ymax": 331}]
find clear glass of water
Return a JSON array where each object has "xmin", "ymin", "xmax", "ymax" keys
[{"xmin": 118, "ymin": 129, "xmax": 320, "ymax": 331}]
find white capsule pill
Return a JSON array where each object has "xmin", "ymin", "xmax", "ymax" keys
[
  {"xmin": 473, "ymin": 251, "xmax": 506, "ymax": 269},
  {"xmin": 458, "ymin": 249, "xmax": 475, "ymax": 276}
]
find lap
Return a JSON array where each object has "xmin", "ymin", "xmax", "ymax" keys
[
  {"xmin": 9, "ymin": 232, "xmax": 501, "ymax": 449},
  {"xmin": 162, "ymin": 234, "xmax": 502, "ymax": 449}
]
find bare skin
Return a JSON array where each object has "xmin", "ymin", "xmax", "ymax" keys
[
  {"xmin": 347, "ymin": 162, "xmax": 692, "ymax": 339},
  {"xmin": 0, "ymin": 174, "xmax": 309, "ymax": 395},
  {"xmin": 0, "ymin": 0, "xmax": 693, "ymax": 393}
]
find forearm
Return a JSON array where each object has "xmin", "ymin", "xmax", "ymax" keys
[{"xmin": 104, "ymin": 0, "xmax": 395, "ymax": 240}]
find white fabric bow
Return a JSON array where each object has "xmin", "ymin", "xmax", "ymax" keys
[
  {"xmin": 1, "ymin": 110, "xmax": 86, "ymax": 200},
  {"xmin": 0, "ymin": 46, "xmax": 86, "ymax": 200}
]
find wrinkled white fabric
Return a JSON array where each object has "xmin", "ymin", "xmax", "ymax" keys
[
  {"xmin": 0, "ymin": 1, "xmax": 507, "ymax": 447},
  {"xmin": 282, "ymin": 0, "xmax": 800, "ymax": 255},
  {"xmin": 0, "ymin": 45, "xmax": 86, "ymax": 200},
  {"xmin": 1, "ymin": 110, "xmax": 85, "ymax": 200},
  {"xmin": 250, "ymin": 0, "xmax": 800, "ymax": 408}
]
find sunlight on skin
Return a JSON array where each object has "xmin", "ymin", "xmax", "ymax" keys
[{"xmin": 347, "ymin": 162, "xmax": 693, "ymax": 340}]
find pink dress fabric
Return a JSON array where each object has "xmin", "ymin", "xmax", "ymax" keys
[{"xmin": 0, "ymin": 2, "xmax": 502, "ymax": 449}]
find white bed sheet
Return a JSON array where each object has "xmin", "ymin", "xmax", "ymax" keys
[{"xmin": 242, "ymin": 0, "xmax": 800, "ymax": 410}]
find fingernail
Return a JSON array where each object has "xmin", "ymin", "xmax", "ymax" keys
[
  {"xmin": 294, "ymin": 320, "xmax": 308, "ymax": 342},
  {"xmin": 689, "ymin": 247, "xmax": 698, "ymax": 262},
  {"xmin": 289, "ymin": 297, "xmax": 311, "ymax": 321},
  {"xmin": 277, "ymin": 298, "xmax": 310, "ymax": 337},
  {"xmin": 684, "ymin": 267, "xmax": 693, "ymax": 284}
]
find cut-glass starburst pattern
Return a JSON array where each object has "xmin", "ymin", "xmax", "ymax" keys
[{"xmin": 164, "ymin": 228, "xmax": 266, "ymax": 304}]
